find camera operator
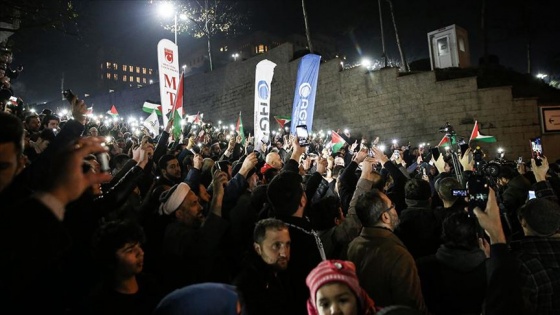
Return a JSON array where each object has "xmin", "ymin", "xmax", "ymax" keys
[{"xmin": 496, "ymin": 164, "xmax": 531, "ymax": 239}]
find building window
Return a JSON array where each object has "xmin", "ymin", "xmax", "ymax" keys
[
  {"xmin": 148, "ymin": 69, "xmax": 153, "ymax": 75},
  {"xmin": 123, "ymin": 75, "xmax": 127, "ymax": 81},
  {"xmin": 143, "ymin": 78, "xmax": 147, "ymax": 84},
  {"xmin": 113, "ymin": 63, "xmax": 118, "ymax": 70},
  {"xmin": 143, "ymin": 67, "xmax": 146, "ymax": 74},
  {"xmin": 114, "ymin": 74, "xmax": 118, "ymax": 80},
  {"xmin": 130, "ymin": 76, "xmax": 134, "ymax": 82},
  {"xmin": 136, "ymin": 77, "xmax": 140, "ymax": 83},
  {"xmin": 458, "ymin": 37, "xmax": 465, "ymax": 52},
  {"xmin": 129, "ymin": 65, "xmax": 134, "ymax": 72},
  {"xmin": 260, "ymin": 45, "xmax": 268, "ymax": 53},
  {"xmin": 106, "ymin": 73, "xmax": 111, "ymax": 79},
  {"xmin": 106, "ymin": 62, "xmax": 111, "ymax": 68},
  {"xmin": 100, "ymin": 63, "xmax": 103, "ymax": 70},
  {"xmin": 220, "ymin": 46, "xmax": 228, "ymax": 52},
  {"xmin": 123, "ymin": 65, "xmax": 127, "ymax": 71},
  {"xmin": 136, "ymin": 67, "xmax": 140, "ymax": 73}
]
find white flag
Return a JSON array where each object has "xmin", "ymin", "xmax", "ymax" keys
[
  {"xmin": 254, "ymin": 59, "xmax": 276, "ymax": 151},
  {"xmin": 157, "ymin": 39, "xmax": 180, "ymax": 127},
  {"xmin": 143, "ymin": 111, "xmax": 160, "ymax": 136}
]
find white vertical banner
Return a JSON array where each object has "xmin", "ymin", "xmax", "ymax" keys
[
  {"xmin": 254, "ymin": 59, "xmax": 277, "ymax": 150},
  {"xmin": 157, "ymin": 39, "xmax": 180, "ymax": 127}
]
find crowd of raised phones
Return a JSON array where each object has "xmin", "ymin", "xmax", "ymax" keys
[{"xmin": 1, "ymin": 65, "xmax": 559, "ymax": 314}]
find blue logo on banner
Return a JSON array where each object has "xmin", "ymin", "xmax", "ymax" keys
[{"xmin": 258, "ymin": 80, "xmax": 269, "ymax": 100}]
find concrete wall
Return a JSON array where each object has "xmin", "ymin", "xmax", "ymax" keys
[{"xmin": 184, "ymin": 42, "xmax": 553, "ymax": 160}]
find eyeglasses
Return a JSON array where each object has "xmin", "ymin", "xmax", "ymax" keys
[{"xmin": 385, "ymin": 203, "xmax": 395, "ymax": 212}]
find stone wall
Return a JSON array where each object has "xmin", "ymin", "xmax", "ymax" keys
[{"xmin": 184, "ymin": 42, "xmax": 557, "ymax": 160}]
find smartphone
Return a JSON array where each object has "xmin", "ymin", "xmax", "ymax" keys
[
  {"xmin": 392, "ymin": 150, "xmax": 400, "ymax": 159},
  {"xmin": 96, "ymin": 152, "xmax": 111, "ymax": 173},
  {"xmin": 530, "ymin": 137, "xmax": 543, "ymax": 166},
  {"xmin": 528, "ymin": 190, "xmax": 536, "ymax": 200},
  {"xmin": 62, "ymin": 89, "xmax": 77, "ymax": 103},
  {"xmin": 430, "ymin": 147, "xmax": 440, "ymax": 161},
  {"xmin": 466, "ymin": 175, "xmax": 489, "ymax": 218},
  {"xmin": 451, "ymin": 189, "xmax": 468, "ymax": 197},
  {"xmin": 296, "ymin": 125, "xmax": 310, "ymax": 146}
]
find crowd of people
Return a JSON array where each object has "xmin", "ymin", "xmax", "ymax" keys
[{"xmin": 1, "ymin": 60, "xmax": 560, "ymax": 314}]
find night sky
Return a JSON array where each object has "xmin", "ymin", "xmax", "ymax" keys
[{"xmin": 8, "ymin": 0, "xmax": 560, "ymax": 104}]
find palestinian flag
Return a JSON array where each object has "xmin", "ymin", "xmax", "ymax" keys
[
  {"xmin": 331, "ymin": 130, "xmax": 346, "ymax": 153},
  {"xmin": 469, "ymin": 121, "xmax": 496, "ymax": 143},
  {"xmin": 106, "ymin": 105, "xmax": 118, "ymax": 117},
  {"xmin": 142, "ymin": 101, "xmax": 162, "ymax": 115},
  {"xmin": 186, "ymin": 112, "xmax": 202, "ymax": 124},
  {"xmin": 437, "ymin": 135, "xmax": 457, "ymax": 147},
  {"xmin": 171, "ymin": 71, "xmax": 185, "ymax": 140},
  {"xmin": 236, "ymin": 112, "xmax": 246, "ymax": 145},
  {"xmin": 274, "ymin": 115, "xmax": 291, "ymax": 128}
]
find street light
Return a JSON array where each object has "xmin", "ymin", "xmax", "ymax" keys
[
  {"xmin": 157, "ymin": 1, "xmax": 188, "ymax": 45},
  {"xmin": 232, "ymin": 53, "xmax": 239, "ymax": 61},
  {"xmin": 182, "ymin": 64, "xmax": 187, "ymax": 73}
]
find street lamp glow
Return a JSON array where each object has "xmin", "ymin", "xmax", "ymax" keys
[
  {"xmin": 361, "ymin": 58, "xmax": 372, "ymax": 68},
  {"xmin": 149, "ymin": 79, "xmax": 154, "ymax": 84},
  {"xmin": 182, "ymin": 65, "xmax": 187, "ymax": 72},
  {"xmin": 232, "ymin": 53, "xmax": 239, "ymax": 61},
  {"xmin": 158, "ymin": 1, "xmax": 175, "ymax": 17}
]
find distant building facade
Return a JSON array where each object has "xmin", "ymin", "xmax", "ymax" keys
[{"xmin": 99, "ymin": 61, "xmax": 157, "ymax": 91}]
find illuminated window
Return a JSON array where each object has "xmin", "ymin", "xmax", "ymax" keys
[
  {"xmin": 129, "ymin": 76, "xmax": 134, "ymax": 82},
  {"xmin": 136, "ymin": 77, "xmax": 140, "ymax": 83},
  {"xmin": 143, "ymin": 78, "xmax": 147, "ymax": 84},
  {"xmin": 123, "ymin": 65, "xmax": 127, "ymax": 71},
  {"xmin": 459, "ymin": 37, "xmax": 465, "ymax": 52},
  {"xmin": 143, "ymin": 67, "xmax": 146, "ymax": 74},
  {"xmin": 148, "ymin": 69, "xmax": 153, "ymax": 75},
  {"xmin": 256, "ymin": 45, "xmax": 267, "ymax": 53},
  {"xmin": 106, "ymin": 62, "xmax": 111, "ymax": 68},
  {"xmin": 106, "ymin": 73, "xmax": 111, "ymax": 79},
  {"xmin": 113, "ymin": 63, "xmax": 118, "ymax": 70},
  {"xmin": 114, "ymin": 74, "xmax": 118, "ymax": 80},
  {"xmin": 123, "ymin": 75, "xmax": 127, "ymax": 81},
  {"xmin": 220, "ymin": 46, "xmax": 228, "ymax": 52},
  {"xmin": 100, "ymin": 63, "xmax": 103, "ymax": 70},
  {"xmin": 129, "ymin": 65, "xmax": 133, "ymax": 72},
  {"xmin": 136, "ymin": 67, "xmax": 140, "ymax": 73}
]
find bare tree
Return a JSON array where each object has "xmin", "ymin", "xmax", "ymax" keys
[
  {"xmin": 161, "ymin": 0, "xmax": 247, "ymax": 71},
  {"xmin": 0, "ymin": 0, "xmax": 79, "ymax": 43}
]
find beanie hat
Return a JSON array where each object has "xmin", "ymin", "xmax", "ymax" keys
[
  {"xmin": 518, "ymin": 198, "xmax": 560, "ymax": 235},
  {"xmin": 159, "ymin": 183, "xmax": 191, "ymax": 215},
  {"xmin": 306, "ymin": 260, "xmax": 375, "ymax": 315},
  {"xmin": 260, "ymin": 162, "xmax": 274, "ymax": 175}
]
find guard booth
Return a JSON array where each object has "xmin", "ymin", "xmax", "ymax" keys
[{"xmin": 428, "ymin": 25, "xmax": 470, "ymax": 70}]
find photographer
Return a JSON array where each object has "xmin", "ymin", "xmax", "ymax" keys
[{"xmin": 496, "ymin": 164, "xmax": 531, "ymax": 239}]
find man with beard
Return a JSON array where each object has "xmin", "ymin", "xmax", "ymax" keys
[
  {"xmin": 347, "ymin": 188, "xmax": 428, "ymax": 314},
  {"xmin": 159, "ymin": 170, "xmax": 229, "ymax": 290},
  {"xmin": 233, "ymin": 219, "xmax": 297, "ymax": 315}
]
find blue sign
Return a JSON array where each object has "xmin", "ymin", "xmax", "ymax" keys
[{"xmin": 290, "ymin": 54, "xmax": 321, "ymax": 133}]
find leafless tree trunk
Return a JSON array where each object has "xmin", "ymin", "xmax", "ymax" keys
[
  {"xmin": 386, "ymin": 0, "xmax": 408, "ymax": 71},
  {"xmin": 302, "ymin": 0, "xmax": 314, "ymax": 53}
]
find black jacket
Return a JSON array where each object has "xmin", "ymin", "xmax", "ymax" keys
[{"xmin": 233, "ymin": 253, "xmax": 299, "ymax": 315}]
